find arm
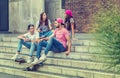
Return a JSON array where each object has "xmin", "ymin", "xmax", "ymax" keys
[
  {"xmin": 36, "ymin": 26, "xmax": 41, "ymax": 32},
  {"xmin": 36, "ymin": 21, "xmax": 41, "ymax": 32},
  {"xmin": 36, "ymin": 32, "xmax": 55, "ymax": 43},
  {"xmin": 42, "ymin": 33, "xmax": 55, "ymax": 41},
  {"xmin": 17, "ymin": 35, "xmax": 26, "ymax": 40},
  {"xmin": 48, "ymin": 19, "xmax": 52, "ymax": 30},
  {"xmin": 17, "ymin": 33, "xmax": 30, "ymax": 42},
  {"xmin": 36, "ymin": 28, "xmax": 41, "ymax": 32},
  {"xmin": 65, "ymin": 35, "xmax": 71, "ymax": 56},
  {"xmin": 42, "ymin": 29, "xmax": 56, "ymax": 41},
  {"xmin": 71, "ymin": 23, "xmax": 75, "ymax": 39},
  {"xmin": 49, "ymin": 24, "xmax": 52, "ymax": 30}
]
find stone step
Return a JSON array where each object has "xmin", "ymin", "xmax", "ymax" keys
[
  {"xmin": 0, "ymin": 49, "xmax": 110, "ymax": 62},
  {"xmin": 0, "ymin": 42, "xmax": 102, "ymax": 53},
  {"xmin": 0, "ymin": 33, "xmax": 94, "ymax": 39},
  {"xmin": 0, "ymin": 72, "xmax": 26, "ymax": 78},
  {"xmin": 0, "ymin": 59, "xmax": 119, "ymax": 78},
  {"xmin": 0, "ymin": 55, "xmax": 119, "ymax": 73},
  {"xmin": 0, "ymin": 52, "xmax": 116, "ymax": 71},
  {"xmin": 75, "ymin": 33, "xmax": 94, "ymax": 39},
  {"xmin": 0, "ymin": 45, "xmax": 104, "ymax": 55},
  {"xmin": 0, "ymin": 66, "xmax": 78, "ymax": 78},
  {"xmin": 0, "ymin": 37, "xmax": 97, "ymax": 46}
]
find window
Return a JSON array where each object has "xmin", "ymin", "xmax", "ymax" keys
[{"xmin": 62, "ymin": 0, "xmax": 65, "ymax": 9}]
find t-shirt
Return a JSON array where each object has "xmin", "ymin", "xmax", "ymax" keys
[
  {"xmin": 65, "ymin": 18, "xmax": 75, "ymax": 31},
  {"xmin": 39, "ymin": 25, "xmax": 49, "ymax": 32},
  {"xmin": 36, "ymin": 19, "xmax": 51, "ymax": 32},
  {"xmin": 53, "ymin": 28, "xmax": 70, "ymax": 48},
  {"xmin": 70, "ymin": 18, "xmax": 74, "ymax": 23},
  {"xmin": 23, "ymin": 31, "xmax": 39, "ymax": 41}
]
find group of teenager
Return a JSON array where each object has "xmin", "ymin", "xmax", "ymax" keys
[{"xmin": 11, "ymin": 10, "xmax": 76, "ymax": 66}]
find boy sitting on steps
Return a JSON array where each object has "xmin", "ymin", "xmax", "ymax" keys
[{"xmin": 11, "ymin": 24, "xmax": 39, "ymax": 63}]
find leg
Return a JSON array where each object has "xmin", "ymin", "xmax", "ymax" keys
[
  {"xmin": 44, "ymin": 37, "xmax": 54, "ymax": 55},
  {"xmin": 29, "ymin": 42, "xmax": 37, "ymax": 57},
  {"xmin": 17, "ymin": 39, "xmax": 24, "ymax": 53},
  {"xmin": 12, "ymin": 39, "xmax": 28, "ymax": 59},
  {"xmin": 44, "ymin": 37, "xmax": 66, "ymax": 55},
  {"xmin": 36, "ymin": 40, "xmax": 47, "ymax": 59},
  {"xmin": 18, "ymin": 39, "xmax": 36, "ymax": 57},
  {"xmin": 22, "ymin": 41, "xmax": 31, "ymax": 49},
  {"xmin": 27, "ymin": 42, "xmax": 37, "ymax": 63},
  {"xmin": 17, "ymin": 39, "xmax": 31, "ymax": 53},
  {"xmin": 31, "ymin": 40, "xmax": 47, "ymax": 64},
  {"xmin": 51, "ymin": 38, "xmax": 66, "ymax": 52},
  {"xmin": 21, "ymin": 41, "xmax": 36, "ymax": 56}
]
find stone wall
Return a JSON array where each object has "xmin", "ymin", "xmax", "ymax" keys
[
  {"xmin": 45, "ymin": 0, "xmax": 65, "ymax": 22},
  {"xmin": 9, "ymin": 0, "xmax": 45, "ymax": 33}
]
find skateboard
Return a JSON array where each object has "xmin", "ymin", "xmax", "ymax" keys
[
  {"xmin": 15, "ymin": 58, "xmax": 26, "ymax": 64},
  {"xmin": 23, "ymin": 59, "xmax": 46, "ymax": 71}
]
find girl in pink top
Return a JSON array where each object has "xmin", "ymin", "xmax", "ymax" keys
[{"xmin": 64, "ymin": 10, "xmax": 76, "ymax": 40}]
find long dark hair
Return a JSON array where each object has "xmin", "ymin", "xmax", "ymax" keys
[
  {"xmin": 38, "ymin": 12, "xmax": 49, "ymax": 29},
  {"xmin": 65, "ymin": 14, "xmax": 73, "ymax": 30}
]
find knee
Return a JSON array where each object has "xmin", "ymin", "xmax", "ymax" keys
[
  {"xmin": 37, "ymin": 41, "xmax": 43, "ymax": 47},
  {"xmin": 37, "ymin": 43, "xmax": 40, "ymax": 47},
  {"xmin": 48, "ymin": 37, "xmax": 54, "ymax": 43},
  {"xmin": 50, "ymin": 37, "xmax": 54, "ymax": 40},
  {"xmin": 31, "ymin": 42, "xmax": 35, "ymax": 46},
  {"xmin": 36, "ymin": 43, "xmax": 42, "ymax": 51},
  {"xmin": 19, "ymin": 39, "xmax": 24, "ymax": 43}
]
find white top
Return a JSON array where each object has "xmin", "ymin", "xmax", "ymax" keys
[{"xmin": 23, "ymin": 31, "xmax": 39, "ymax": 41}]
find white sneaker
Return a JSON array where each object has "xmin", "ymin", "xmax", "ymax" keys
[
  {"xmin": 27, "ymin": 56, "xmax": 34, "ymax": 63},
  {"xmin": 31, "ymin": 57, "xmax": 39, "ymax": 65},
  {"xmin": 38, "ymin": 54, "xmax": 47, "ymax": 63},
  {"xmin": 31, "ymin": 54, "xmax": 47, "ymax": 65},
  {"xmin": 11, "ymin": 54, "xmax": 21, "ymax": 60}
]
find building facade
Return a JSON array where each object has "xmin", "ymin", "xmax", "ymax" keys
[
  {"xmin": 0, "ymin": 0, "xmax": 65, "ymax": 33},
  {"xmin": 0, "ymin": 0, "xmax": 119, "ymax": 33}
]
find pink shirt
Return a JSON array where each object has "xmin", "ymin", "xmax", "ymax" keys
[{"xmin": 53, "ymin": 28, "xmax": 70, "ymax": 48}]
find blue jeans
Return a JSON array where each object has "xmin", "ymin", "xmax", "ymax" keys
[
  {"xmin": 36, "ymin": 37, "xmax": 66, "ymax": 58},
  {"xmin": 17, "ymin": 39, "xmax": 37, "ymax": 57}
]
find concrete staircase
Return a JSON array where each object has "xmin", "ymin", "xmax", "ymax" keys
[{"xmin": 0, "ymin": 33, "xmax": 120, "ymax": 78}]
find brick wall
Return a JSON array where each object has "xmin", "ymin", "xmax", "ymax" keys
[
  {"xmin": 65, "ymin": 0, "xmax": 99, "ymax": 32},
  {"xmin": 65, "ymin": 0, "xmax": 119, "ymax": 32}
]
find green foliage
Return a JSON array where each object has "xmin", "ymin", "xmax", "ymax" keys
[{"xmin": 92, "ymin": 1, "xmax": 120, "ymax": 70}]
